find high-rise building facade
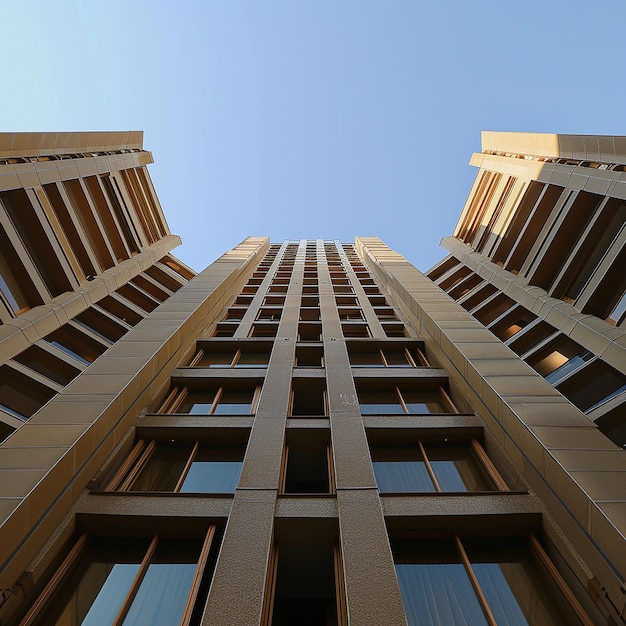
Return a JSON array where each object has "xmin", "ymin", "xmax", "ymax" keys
[{"xmin": 0, "ymin": 132, "xmax": 624, "ymax": 625}]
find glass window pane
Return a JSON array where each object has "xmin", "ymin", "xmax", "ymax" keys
[
  {"xmin": 71, "ymin": 563, "xmax": 140, "ymax": 626},
  {"xmin": 180, "ymin": 461, "xmax": 242, "ymax": 493},
  {"xmin": 427, "ymin": 447, "xmax": 491, "ymax": 492},
  {"xmin": 178, "ymin": 392, "xmax": 217, "ymax": 414},
  {"xmin": 472, "ymin": 563, "xmax": 529, "ymax": 626},
  {"xmin": 130, "ymin": 446, "xmax": 189, "ymax": 491},
  {"xmin": 236, "ymin": 352, "xmax": 269, "ymax": 367},
  {"xmin": 383, "ymin": 351, "xmax": 411, "ymax": 367},
  {"xmin": 213, "ymin": 389, "xmax": 254, "ymax": 414},
  {"xmin": 544, "ymin": 350, "xmax": 593, "ymax": 385},
  {"xmin": 122, "ymin": 563, "xmax": 196, "ymax": 625},
  {"xmin": 395, "ymin": 563, "xmax": 488, "ymax": 626},
  {"xmin": 402, "ymin": 390, "xmax": 446, "ymax": 414},
  {"xmin": 358, "ymin": 390, "xmax": 403, "ymax": 414},
  {"xmin": 350, "ymin": 352, "xmax": 384, "ymax": 367},
  {"xmin": 466, "ymin": 539, "xmax": 571, "ymax": 626},
  {"xmin": 373, "ymin": 462, "xmax": 434, "ymax": 492},
  {"xmin": 196, "ymin": 352, "xmax": 235, "ymax": 367}
]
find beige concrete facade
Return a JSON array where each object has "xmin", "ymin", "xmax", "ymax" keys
[
  {"xmin": 0, "ymin": 131, "xmax": 624, "ymax": 625},
  {"xmin": 436, "ymin": 132, "xmax": 626, "ymax": 450},
  {"xmin": 0, "ymin": 131, "xmax": 194, "ymax": 442}
]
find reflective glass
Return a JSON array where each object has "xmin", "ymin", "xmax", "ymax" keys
[
  {"xmin": 180, "ymin": 461, "xmax": 242, "ymax": 493},
  {"xmin": 396, "ymin": 563, "xmax": 487, "ymax": 626},
  {"xmin": 403, "ymin": 390, "xmax": 446, "ymax": 414},
  {"xmin": 427, "ymin": 447, "xmax": 491, "ymax": 492},
  {"xmin": 123, "ymin": 563, "xmax": 196, "ymax": 625},
  {"xmin": 384, "ymin": 351, "xmax": 411, "ymax": 367},
  {"xmin": 197, "ymin": 352, "xmax": 234, "ymax": 368},
  {"xmin": 373, "ymin": 461, "xmax": 434, "ymax": 492},
  {"xmin": 130, "ymin": 446, "xmax": 188, "ymax": 491},
  {"xmin": 213, "ymin": 390, "xmax": 254, "ymax": 414},
  {"xmin": 350, "ymin": 352, "xmax": 385, "ymax": 367},
  {"xmin": 178, "ymin": 393, "xmax": 217, "ymax": 415},
  {"xmin": 544, "ymin": 350, "xmax": 593, "ymax": 384},
  {"xmin": 359, "ymin": 390, "xmax": 403, "ymax": 414},
  {"xmin": 466, "ymin": 539, "xmax": 569, "ymax": 626},
  {"xmin": 76, "ymin": 563, "xmax": 139, "ymax": 626},
  {"xmin": 236, "ymin": 352, "xmax": 269, "ymax": 367}
]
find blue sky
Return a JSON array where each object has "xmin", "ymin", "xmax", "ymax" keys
[{"xmin": 2, "ymin": 1, "xmax": 626, "ymax": 271}]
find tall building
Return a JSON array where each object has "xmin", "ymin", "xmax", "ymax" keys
[{"xmin": 0, "ymin": 131, "xmax": 624, "ymax": 625}]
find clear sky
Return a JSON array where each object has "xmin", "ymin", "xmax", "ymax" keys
[{"xmin": 2, "ymin": 1, "xmax": 625, "ymax": 272}]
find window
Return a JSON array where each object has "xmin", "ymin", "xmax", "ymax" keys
[
  {"xmin": 249, "ymin": 323, "xmax": 279, "ymax": 338},
  {"xmin": 280, "ymin": 430, "xmax": 335, "ymax": 494},
  {"xmin": 264, "ymin": 295, "xmax": 286, "ymax": 306},
  {"xmin": 130, "ymin": 274, "xmax": 170, "ymax": 302},
  {"xmin": 74, "ymin": 307, "xmax": 128, "ymax": 342},
  {"xmin": 382, "ymin": 323, "xmax": 407, "ymax": 338},
  {"xmin": 333, "ymin": 285, "xmax": 354, "ymax": 294},
  {"xmin": 335, "ymin": 296, "xmax": 358, "ymax": 307},
  {"xmin": 370, "ymin": 439, "xmax": 501, "ymax": 493},
  {"xmin": 426, "ymin": 255, "xmax": 460, "ymax": 282},
  {"xmin": 236, "ymin": 294, "xmax": 254, "ymax": 306},
  {"xmin": 338, "ymin": 308, "xmax": 364, "ymax": 320},
  {"xmin": 45, "ymin": 325, "xmax": 107, "ymax": 365},
  {"xmin": 108, "ymin": 439, "xmax": 244, "ymax": 493},
  {"xmin": 607, "ymin": 289, "xmax": 626, "ymax": 326},
  {"xmin": 391, "ymin": 536, "xmax": 587, "ymax": 626},
  {"xmin": 1, "ymin": 189, "xmax": 72, "ymax": 297},
  {"xmin": 341, "ymin": 323, "xmax": 370, "ymax": 338},
  {"xmin": 145, "ymin": 263, "xmax": 186, "ymax": 292},
  {"xmin": 348, "ymin": 345, "xmax": 426, "ymax": 368},
  {"xmin": 263, "ymin": 521, "xmax": 346, "ymax": 626},
  {"xmin": 557, "ymin": 360, "xmax": 626, "ymax": 413},
  {"xmin": 295, "ymin": 345, "xmax": 324, "ymax": 367},
  {"xmin": 473, "ymin": 294, "xmax": 516, "ymax": 327},
  {"xmin": 357, "ymin": 385, "xmax": 454, "ymax": 415},
  {"xmin": 373, "ymin": 307, "xmax": 397, "ymax": 320},
  {"xmin": 301, "ymin": 295, "xmax": 319, "ymax": 308},
  {"xmin": 299, "ymin": 307, "xmax": 321, "ymax": 321},
  {"xmin": 96, "ymin": 295, "xmax": 144, "ymax": 326},
  {"xmin": 213, "ymin": 322, "xmax": 238, "ymax": 337},
  {"xmin": 448, "ymin": 273, "xmax": 482, "ymax": 300},
  {"xmin": 291, "ymin": 379, "xmax": 327, "ymax": 416},
  {"xmin": 0, "ymin": 365, "xmax": 56, "ymax": 420},
  {"xmin": 488, "ymin": 306, "xmax": 536, "ymax": 342},
  {"xmin": 225, "ymin": 307, "xmax": 246, "ymax": 321},
  {"xmin": 20, "ymin": 531, "xmax": 217, "ymax": 626},
  {"xmin": 116, "ymin": 283, "xmax": 160, "ymax": 314},
  {"xmin": 525, "ymin": 336, "xmax": 593, "ymax": 384},
  {"xmin": 159, "ymin": 385, "xmax": 260, "ymax": 415},
  {"xmin": 189, "ymin": 344, "xmax": 271, "ymax": 369},
  {"xmin": 267, "ymin": 284, "xmax": 288, "ymax": 294},
  {"xmin": 0, "ymin": 226, "xmax": 41, "ymax": 314},
  {"xmin": 12, "ymin": 345, "xmax": 81, "ymax": 386},
  {"xmin": 298, "ymin": 323, "xmax": 322, "ymax": 342},
  {"xmin": 506, "ymin": 320, "xmax": 557, "ymax": 357}
]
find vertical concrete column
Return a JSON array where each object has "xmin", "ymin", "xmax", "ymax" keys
[
  {"xmin": 318, "ymin": 240, "xmax": 407, "ymax": 625},
  {"xmin": 234, "ymin": 242, "xmax": 287, "ymax": 338},
  {"xmin": 336, "ymin": 241, "xmax": 386, "ymax": 338},
  {"xmin": 201, "ymin": 241, "xmax": 306, "ymax": 625}
]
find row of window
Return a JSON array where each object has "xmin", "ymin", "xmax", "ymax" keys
[
  {"xmin": 429, "ymin": 259, "xmax": 626, "ymax": 447},
  {"xmin": 156, "ymin": 381, "xmax": 454, "ymax": 419},
  {"xmin": 16, "ymin": 518, "xmax": 588, "ymax": 624},
  {"xmin": 214, "ymin": 241, "xmax": 408, "ymax": 338},
  {"xmin": 452, "ymin": 173, "xmax": 626, "ymax": 326},
  {"xmin": 0, "ymin": 168, "xmax": 172, "ymax": 319},
  {"xmin": 188, "ymin": 342, "xmax": 429, "ymax": 370},
  {"xmin": 103, "ymin": 434, "xmax": 503, "ymax": 497},
  {"xmin": 0, "ymin": 259, "xmax": 190, "ymax": 432}
]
